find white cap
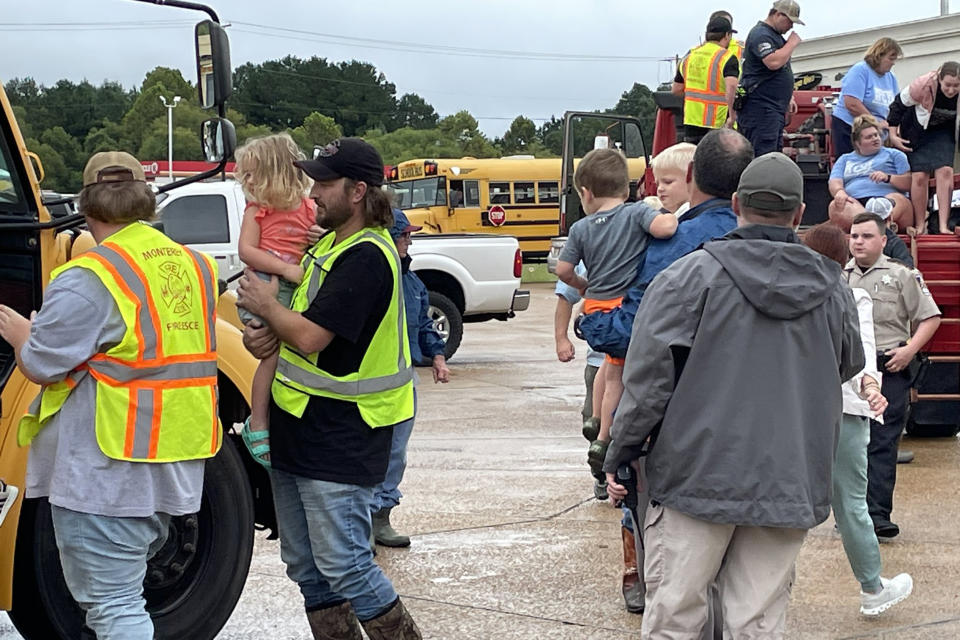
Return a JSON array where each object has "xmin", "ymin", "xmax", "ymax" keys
[{"xmin": 865, "ymin": 197, "xmax": 894, "ymax": 220}]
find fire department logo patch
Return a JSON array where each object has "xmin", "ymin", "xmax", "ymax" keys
[{"xmin": 158, "ymin": 261, "xmax": 194, "ymax": 316}]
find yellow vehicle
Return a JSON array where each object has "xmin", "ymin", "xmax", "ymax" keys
[
  {"xmin": 388, "ymin": 151, "xmax": 647, "ymax": 261},
  {"xmin": 0, "ymin": 4, "xmax": 270, "ymax": 638}
]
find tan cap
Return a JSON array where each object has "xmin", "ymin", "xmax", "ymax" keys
[
  {"xmin": 82, "ymin": 151, "xmax": 146, "ymax": 188},
  {"xmin": 772, "ymin": 0, "xmax": 804, "ymax": 25}
]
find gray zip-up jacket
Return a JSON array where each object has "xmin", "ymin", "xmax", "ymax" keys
[{"xmin": 603, "ymin": 225, "xmax": 864, "ymax": 529}]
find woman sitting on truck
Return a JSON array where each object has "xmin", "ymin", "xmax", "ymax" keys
[
  {"xmin": 828, "ymin": 115, "xmax": 913, "ymax": 232},
  {"xmin": 831, "ymin": 38, "xmax": 902, "ymax": 158},
  {"xmin": 888, "ymin": 62, "xmax": 960, "ymax": 234}
]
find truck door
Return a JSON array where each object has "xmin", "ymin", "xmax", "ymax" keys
[{"xmin": 559, "ymin": 112, "xmax": 649, "ymax": 235}]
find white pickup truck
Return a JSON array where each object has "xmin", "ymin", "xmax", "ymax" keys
[{"xmin": 155, "ymin": 181, "xmax": 529, "ymax": 359}]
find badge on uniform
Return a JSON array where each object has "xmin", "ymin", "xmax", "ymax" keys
[
  {"xmin": 880, "ymin": 274, "xmax": 894, "ymax": 286},
  {"xmin": 914, "ymin": 271, "xmax": 931, "ymax": 296}
]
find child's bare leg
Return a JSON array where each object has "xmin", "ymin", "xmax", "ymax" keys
[
  {"xmin": 250, "ymin": 354, "xmax": 276, "ymax": 428},
  {"xmin": 592, "ymin": 360, "xmax": 607, "ymax": 419},
  {"xmin": 599, "ymin": 362, "xmax": 624, "ymax": 443}
]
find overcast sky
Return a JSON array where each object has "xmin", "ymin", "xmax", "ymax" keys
[{"xmin": 0, "ymin": 0, "xmax": 950, "ymax": 136}]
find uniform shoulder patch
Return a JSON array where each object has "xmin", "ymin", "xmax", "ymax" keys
[{"xmin": 913, "ymin": 270, "xmax": 931, "ymax": 296}]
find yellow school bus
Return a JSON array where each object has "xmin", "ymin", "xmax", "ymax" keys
[{"xmin": 387, "ymin": 155, "xmax": 646, "ymax": 261}]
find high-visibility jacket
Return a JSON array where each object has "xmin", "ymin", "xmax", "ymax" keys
[
  {"xmin": 273, "ymin": 227, "xmax": 414, "ymax": 428},
  {"xmin": 19, "ymin": 222, "xmax": 221, "ymax": 462},
  {"xmin": 682, "ymin": 42, "xmax": 736, "ymax": 129},
  {"xmin": 729, "ymin": 38, "xmax": 743, "ymax": 61}
]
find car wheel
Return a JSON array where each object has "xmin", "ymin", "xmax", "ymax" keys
[{"xmin": 427, "ymin": 291, "xmax": 463, "ymax": 361}]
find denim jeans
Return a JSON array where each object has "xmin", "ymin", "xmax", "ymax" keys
[
  {"xmin": 832, "ymin": 414, "xmax": 883, "ymax": 593},
  {"xmin": 271, "ymin": 469, "xmax": 398, "ymax": 621},
  {"xmin": 51, "ymin": 505, "xmax": 171, "ymax": 640},
  {"xmin": 372, "ymin": 391, "xmax": 417, "ymax": 512}
]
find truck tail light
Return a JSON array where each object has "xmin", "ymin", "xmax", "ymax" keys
[{"xmin": 513, "ymin": 249, "xmax": 522, "ymax": 278}]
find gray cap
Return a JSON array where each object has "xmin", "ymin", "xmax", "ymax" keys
[
  {"xmin": 737, "ymin": 152, "xmax": 804, "ymax": 211},
  {"xmin": 772, "ymin": 0, "xmax": 804, "ymax": 25}
]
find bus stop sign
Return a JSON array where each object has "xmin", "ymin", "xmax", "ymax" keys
[{"xmin": 488, "ymin": 205, "xmax": 506, "ymax": 227}]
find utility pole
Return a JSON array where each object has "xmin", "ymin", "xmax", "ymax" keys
[
  {"xmin": 943, "ymin": 0, "xmax": 950, "ymax": 16},
  {"xmin": 159, "ymin": 95, "xmax": 182, "ymax": 181}
]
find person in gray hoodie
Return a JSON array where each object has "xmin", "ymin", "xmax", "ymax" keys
[{"xmin": 603, "ymin": 152, "xmax": 865, "ymax": 638}]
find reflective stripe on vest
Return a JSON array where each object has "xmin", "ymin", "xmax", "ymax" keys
[
  {"xmin": 18, "ymin": 223, "xmax": 221, "ymax": 461},
  {"xmin": 682, "ymin": 42, "xmax": 734, "ymax": 128},
  {"xmin": 273, "ymin": 227, "xmax": 414, "ymax": 427}
]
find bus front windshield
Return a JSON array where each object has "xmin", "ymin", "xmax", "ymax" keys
[{"xmin": 390, "ymin": 177, "xmax": 446, "ymax": 209}]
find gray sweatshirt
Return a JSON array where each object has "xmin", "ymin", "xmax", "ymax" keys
[{"xmin": 604, "ymin": 224, "xmax": 864, "ymax": 529}]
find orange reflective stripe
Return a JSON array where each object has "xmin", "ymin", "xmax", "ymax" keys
[
  {"xmin": 124, "ymin": 388, "xmax": 139, "ymax": 458},
  {"xmin": 706, "ymin": 48, "xmax": 725, "ymax": 94},
  {"xmin": 91, "ymin": 352, "xmax": 217, "ymax": 367},
  {"xmin": 209, "ymin": 386, "xmax": 219, "ymax": 455},
  {"xmin": 103, "ymin": 242, "xmax": 165, "ymax": 359},
  {"xmin": 84, "ymin": 252, "xmax": 147, "ymax": 361},
  {"xmin": 148, "ymin": 388, "xmax": 162, "ymax": 459},
  {"xmin": 184, "ymin": 249, "xmax": 216, "ymax": 352}
]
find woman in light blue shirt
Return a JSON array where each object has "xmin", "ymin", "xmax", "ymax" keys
[
  {"xmin": 832, "ymin": 38, "xmax": 903, "ymax": 157},
  {"xmin": 828, "ymin": 115, "xmax": 913, "ymax": 231}
]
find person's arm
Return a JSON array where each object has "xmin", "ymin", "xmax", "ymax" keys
[
  {"xmin": 887, "ymin": 151, "xmax": 913, "ymax": 191},
  {"xmin": 724, "ymin": 76, "xmax": 738, "ymax": 125},
  {"xmin": 648, "ymin": 212, "xmax": 679, "ymax": 239},
  {"xmin": 238, "ymin": 205, "xmax": 303, "ymax": 284},
  {"xmin": 554, "ymin": 295, "xmax": 576, "ymax": 362},
  {"xmin": 884, "ymin": 316, "xmax": 941, "ymax": 372},
  {"xmin": 851, "ymin": 291, "xmax": 880, "ymax": 395},
  {"xmin": 838, "ymin": 286, "xmax": 867, "ymax": 383},
  {"xmin": 842, "ymin": 96, "xmax": 872, "ymax": 119},
  {"xmin": 0, "ymin": 306, "xmax": 39, "ymax": 383},
  {"xmin": 672, "ymin": 61, "xmax": 685, "ymax": 96},
  {"xmin": 761, "ymin": 32, "xmax": 801, "ymax": 70},
  {"xmin": 556, "ymin": 260, "xmax": 588, "ymax": 292},
  {"xmin": 415, "ymin": 279, "xmax": 447, "ymax": 364}
]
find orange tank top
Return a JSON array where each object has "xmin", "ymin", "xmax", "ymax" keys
[{"xmin": 253, "ymin": 198, "xmax": 317, "ymax": 264}]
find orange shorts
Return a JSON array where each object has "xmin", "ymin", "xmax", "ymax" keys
[{"xmin": 583, "ymin": 297, "xmax": 625, "ymax": 366}]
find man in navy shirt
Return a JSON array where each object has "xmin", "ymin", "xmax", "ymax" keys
[{"xmin": 737, "ymin": 0, "xmax": 804, "ymax": 155}]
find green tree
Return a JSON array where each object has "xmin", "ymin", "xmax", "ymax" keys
[
  {"xmin": 393, "ymin": 93, "xmax": 439, "ymax": 130},
  {"xmin": 40, "ymin": 126, "xmax": 83, "ymax": 170},
  {"xmin": 83, "ymin": 119, "xmax": 125, "ymax": 155},
  {"xmin": 288, "ymin": 112, "xmax": 343, "ymax": 155},
  {"xmin": 609, "ymin": 83, "xmax": 657, "ymax": 150},
  {"xmin": 438, "ymin": 111, "xmax": 498, "ymax": 158},
  {"xmin": 24, "ymin": 137, "xmax": 78, "ymax": 193},
  {"xmin": 364, "ymin": 127, "xmax": 463, "ymax": 166},
  {"xmin": 500, "ymin": 116, "xmax": 538, "ymax": 154}
]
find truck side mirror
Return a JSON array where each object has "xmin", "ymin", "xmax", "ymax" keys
[
  {"xmin": 195, "ymin": 20, "xmax": 232, "ymax": 109},
  {"xmin": 201, "ymin": 118, "xmax": 237, "ymax": 163}
]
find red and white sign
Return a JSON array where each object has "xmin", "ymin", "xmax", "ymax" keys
[{"xmin": 488, "ymin": 205, "xmax": 506, "ymax": 227}]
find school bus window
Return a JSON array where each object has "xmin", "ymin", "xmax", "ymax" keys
[
  {"xmin": 392, "ymin": 177, "xmax": 447, "ymax": 209},
  {"xmin": 538, "ymin": 181, "xmax": 559, "ymax": 204},
  {"xmin": 490, "ymin": 182, "xmax": 511, "ymax": 204},
  {"xmin": 464, "ymin": 180, "xmax": 480, "ymax": 206},
  {"xmin": 515, "ymin": 182, "xmax": 535, "ymax": 204}
]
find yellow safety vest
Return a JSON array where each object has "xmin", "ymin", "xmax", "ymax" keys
[
  {"xmin": 682, "ymin": 42, "xmax": 736, "ymax": 129},
  {"xmin": 729, "ymin": 38, "xmax": 743, "ymax": 61},
  {"xmin": 272, "ymin": 227, "xmax": 414, "ymax": 428},
  {"xmin": 19, "ymin": 222, "xmax": 221, "ymax": 462}
]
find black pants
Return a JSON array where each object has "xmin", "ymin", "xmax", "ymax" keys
[{"xmin": 867, "ymin": 369, "xmax": 911, "ymax": 524}]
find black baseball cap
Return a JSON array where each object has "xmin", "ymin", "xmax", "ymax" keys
[
  {"xmin": 295, "ymin": 137, "xmax": 385, "ymax": 187},
  {"xmin": 706, "ymin": 16, "xmax": 736, "ymax": 33}
]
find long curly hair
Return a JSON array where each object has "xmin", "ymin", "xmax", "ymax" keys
[{"xmin": 234, "ymin": 133, "xmax": 311, "ymax": 211}]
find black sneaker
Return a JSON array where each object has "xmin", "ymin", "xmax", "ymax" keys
[{"xmin": 874, "ymin": 521, "xmax": 900, "ymax": 539}]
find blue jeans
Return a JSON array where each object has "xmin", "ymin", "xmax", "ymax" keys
[
  {"xmin": 832, "ymin": 414, "xmax": 883, "ymax": 593},
  {"xmin": 372, "ymin": 391, "xmax": 417, "ymax": 511},
  {"xmin": 271, "ymin": 469, "xmax": 398, "ymax": 621},
  {"xmin": 51, "ymin": 505, "xmax": 171, "ymax": 640}
]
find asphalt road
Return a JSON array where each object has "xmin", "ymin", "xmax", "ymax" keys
[{"xmin": 3, "ymin": 281, "xmax": 960, "ymax": 638}]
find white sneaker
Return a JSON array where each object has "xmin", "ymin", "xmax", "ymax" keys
[{"xmin": 860, "ymin": 573, "xmax": 913, "ymax": 616}]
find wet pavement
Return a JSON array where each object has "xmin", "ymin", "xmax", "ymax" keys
[{"xmin": 3, "ymin": 281, "xmax": 960, "ymax": 638}]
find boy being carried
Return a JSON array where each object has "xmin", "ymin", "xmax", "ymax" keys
[{"xmin": 555, "ymin": 148, "xmax": 678, "ymax": 479}]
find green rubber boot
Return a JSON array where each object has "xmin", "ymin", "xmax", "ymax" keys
[
  {"xmin": 582, "ymin": 416, "xmax": 600, "ymax": 442},
  {"xmin": 372, "ymin": 507, "xmax": 411, "ymax": 548},
  {"xmin": 587, "ymin": 439, "xmax": 609, "ymax": 478}
]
